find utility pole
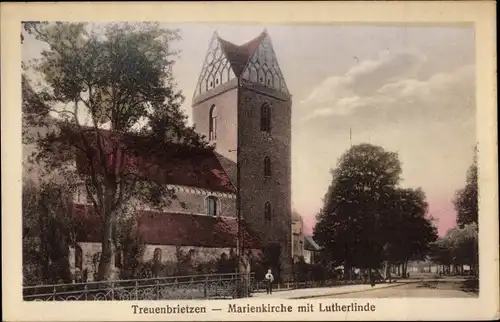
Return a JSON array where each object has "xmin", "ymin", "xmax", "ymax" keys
[
  {"xmin": 229, "ymin": 148, "xmax": 241, "ymax": 264},
  {"xmin": 349, "ymin": 128, "xmax": 352, "ymax": 147}
]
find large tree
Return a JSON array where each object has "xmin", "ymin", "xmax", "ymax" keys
[
  {"xmin": 453, "ymin": 147, "xmax": 478, "ymax": 227},
  {"xmin": 313, "ymin": 144, "xmax": 402, "ymax": 274},
  {"xmin": 313, "ymin": 144, "xmax": 437, "ymax": 278},
  {"xmin": 23, "ymin": 22, "xmax": 210, "ymax": 280}
]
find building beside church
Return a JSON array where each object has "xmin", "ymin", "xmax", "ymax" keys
[
  {"xmin": 303, "ymin": 236, "xmax": 322, "ymax": 264},
  {"xmin": 291, "ymin": 210, "xmax": 305, "ymax": 262},
  {"xmin": 64, "ymin": 30, "xmax": 293, "ymax": 281}
]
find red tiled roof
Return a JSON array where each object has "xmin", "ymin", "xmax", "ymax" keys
[
  {"xmin": 69, "ymin": 128, "xmax": 235, "ymax": 193},
  {"xmin": 72, "ymin": 204, "xmax": 262, "ymax": 249},
  {"xmin": 218, "ymin": 32, "xmax": 266, "ymax": 77},
  {"xmin": 213, "ymin": 152, "xmax": 237, "ymax": 187}
]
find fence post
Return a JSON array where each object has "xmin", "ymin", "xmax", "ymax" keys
[
  {"xmin": 135, "ymin": 280, "xmax": 138, "ymax": 300},
  {"xmin": 204, "ymin": 276, "xmax": 208, "ymax": 299},
  {"xmin": 84, "ymin": 284, "xmax": 88, "ymax": 301},
  {"xmin": 156, "ymin": 279, "xmax": 160, "ymax": 300},
  {"xmin": 52, "ymin": 287, "xmax": 57, "ymax": 301}
]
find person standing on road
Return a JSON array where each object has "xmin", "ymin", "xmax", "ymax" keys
[{"xmin": 265, "ymin": 268, "xmax": 274, "ymax": 294}]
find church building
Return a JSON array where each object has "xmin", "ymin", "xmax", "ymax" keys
[{"xmin": 64, "ymin": 30, "xmax": 293, "ymax": 281}]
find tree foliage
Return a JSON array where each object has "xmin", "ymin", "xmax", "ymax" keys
[
  {"xmin": 384, "ymin": 188, "xmax": 438, "ymax": 266},
  {"xmin": 430, "ymin": 223, "xmax": 478, "ymax": 274},
  {"xmin": 313, "ymin": 144, "xmax": 438, "ymax": 275},
  {"xmin": 23, "ymin": 179, "xmax": 75, "ymax": 285},
  {"xmin": 23, "ymin": 22, "xmax": 210, "ymax": 281},
  {"xmin": 453, "ymin": 147, "xmax": 478, "ymax": 227}
]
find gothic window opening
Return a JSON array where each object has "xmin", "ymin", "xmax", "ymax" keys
[
  {"xmin": 265, "ymin": 202, "xmax": 272, "ymax": 222},
  {"xmin": 250, "ymin": 67, "xmax": 258, "ymax": 82},
  {"xmin": 264, "ymin": 156, "xmax": 272, "ymax": 177},
  {"xmin": 260, "ymin": 103, "xmax": 271, "ymax": 132},
  {"xmin": 206, "ymin": 196, "xmax": 218, "ymax": 216},
  {"xmin": 258, "ymin": 69, "xmax": 266, "ymax": 84},
  {"xmin": 209, "ymin": 105, "xmax": 217, "ymax": 141},
  {"xmin": 194, "ymin": 35, "xmax": 238, "ymax": 97}
]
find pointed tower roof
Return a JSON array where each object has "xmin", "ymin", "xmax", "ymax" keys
[
  {"xmin": 217, "ymin": 31, "xmax": 266, "ymax": 77},
  {"xmin": 193, "ymin": 29, "xmax": 289, "ymax": 100}
]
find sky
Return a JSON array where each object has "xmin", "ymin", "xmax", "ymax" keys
[{"xmin": 22, "ymin": 23, "xmax": 477, "ymax": 236}]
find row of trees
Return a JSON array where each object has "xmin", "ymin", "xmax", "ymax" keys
[
  {"xmin": 313, "ymin": 144, "xmax": 439, "ymax": 278},
  {"xmin": 430, "ymin": 223, "xmax": 478, "ymax": 275},
  {"xmin": 431, "ymin": 149, "xmax": 478, "ymax": 275},
  {"xmin": 22, "ymin": 22, "xmax": 212, "ymax": 282}
]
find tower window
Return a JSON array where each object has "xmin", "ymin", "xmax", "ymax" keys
[
  {"xmin": 206, "ymin": 196, "xmax": 218, "ymax": 216},
  {"xmin": 264, "ymin": 156, "xmax": 271, "ymax": 177},
  {"xmin": 264, "ymin": 202, "xmax": 272, "ymax": 221},
  {"xmin": 209, "ymin": 105, "xmax": 217, "ymax": 141},
  {"xmin": 260, "ymin": 103, "xmax": 271, "ymax": 132}
]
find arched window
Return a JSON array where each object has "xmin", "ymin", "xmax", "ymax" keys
[
  {"xmin": 264, "ymin": 156, "xmax": 271, "ymax": 177},
  {"xmin": 206, "ymin": 196, "xmax": 218, "ymax": 216},
  {"xmin": 209, "ymin": 105, "xmax": 217, "ymax": 141},
  {"xmin": 153, "ymin": 248, "xmax": 162, "ymax": 262},
  {"xmin": 260, "ymin": 103, "xmax": 271, "ymax": 132},
  {"xmin": 264, "ymin": 202, "xmax": 272, "ymax": 221}
]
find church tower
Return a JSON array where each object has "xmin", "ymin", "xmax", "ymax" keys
[{"xmin": 192, "ymin": 30, "xmax": 292, "ymax": 280}]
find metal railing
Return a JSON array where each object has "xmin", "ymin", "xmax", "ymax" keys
[
  {"xmin": 23, "ymin": 273, "xmax": 255, "ymax": 301},
  {"xmin": 250, "ymin": 278, "xmax": 367, "ymax": 293}
]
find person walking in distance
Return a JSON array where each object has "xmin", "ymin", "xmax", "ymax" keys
[{"xmin": 265, "ymin": 268, "xmax": 274, "ymax": 295}]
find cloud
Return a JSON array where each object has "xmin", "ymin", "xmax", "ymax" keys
[
  {"xmin": 300, "ymin": 50, "xmax": 427, "ymax": 108},
  {"xmin": 300, "ymin": 48, "xmax": 474, "ymax": 123}
]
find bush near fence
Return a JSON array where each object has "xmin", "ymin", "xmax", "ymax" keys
[{"xmin": 24, "ymin": 273, "xmax": 253, "ymax": 301}]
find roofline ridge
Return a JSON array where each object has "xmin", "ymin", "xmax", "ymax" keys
[{"xmin": 236, "ymin": 32, "xmax": 266, "ymax": 80}]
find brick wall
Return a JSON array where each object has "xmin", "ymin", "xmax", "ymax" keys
[
  {"xmin": 291, "ymin": 219, "xmax": 305, "ymax": 261},
  {"xmin": 72, "ymin": 242, "xmax": 261, "ymax": 280},
  {"xmin": 159, "ymin": 189, "xmax": 236, "ymax": 218},
  {"xmin": 238, "ymin": 84, "xmax": 293, "ymax": 279},
  {"xmin": 192, "ymin": 79, "xmax": 239, "ymax": 162},
  {"xmin": 75, "ymin": 187, "xmax": 236, "ymax": 218}
]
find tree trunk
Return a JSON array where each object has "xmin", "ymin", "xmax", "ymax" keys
[
  {"xmin": 97, "ymin": 213, "xmax": 115, "ymax": 281},
  {"xmin": 344, "ymin": 264, "xmax": 351, "ymax": 281},
  {"xmin": 402, "ymin": 260, "xmax": 408, "ymax": 278}
]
